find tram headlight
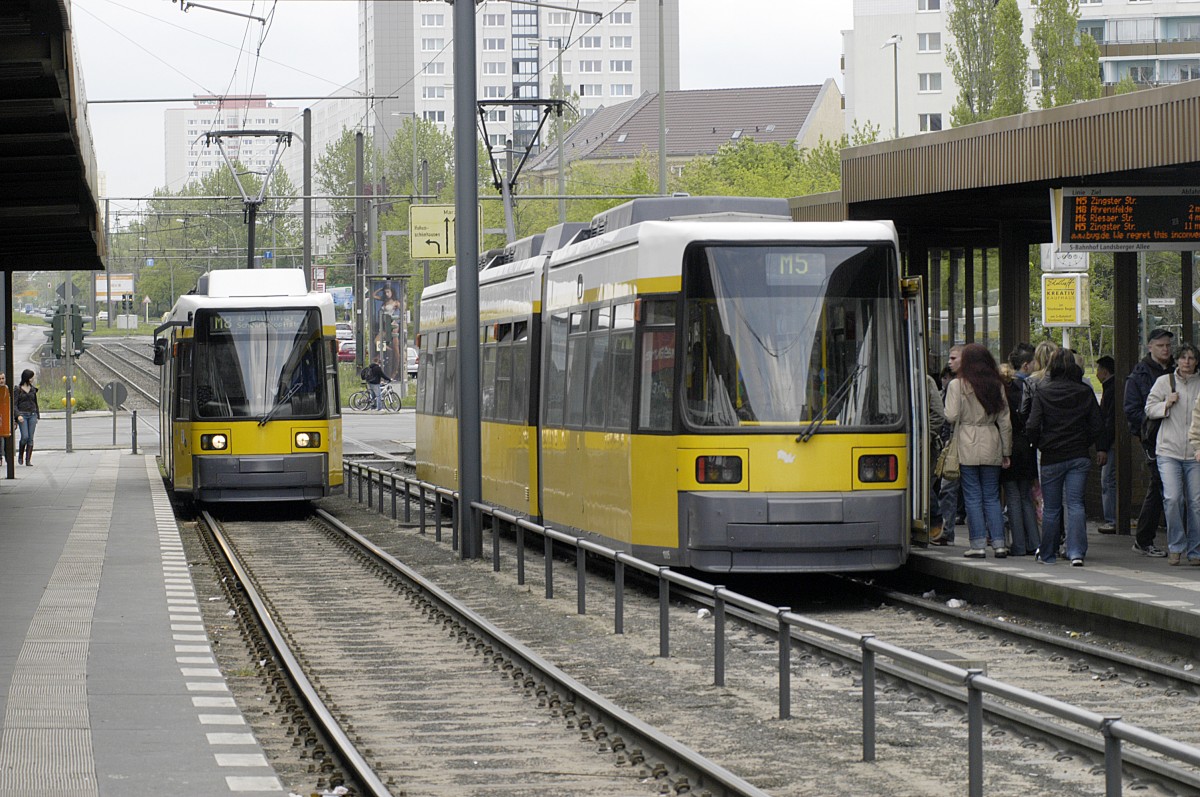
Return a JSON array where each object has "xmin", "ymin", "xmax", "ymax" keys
[
  {"xmin": 857, "ymin": 454, "xmax": 898, "ymax": 482},
  {"xmin": 295, "ymin": 431, "xmax": 321, "ymax": 449},
  {"xmin": 695, "ymin": 455, "xmax": 742, "ymax": 484},
  {"xmin": 200, "ymin": 433, "xmax": 228, "ymax": 451}
]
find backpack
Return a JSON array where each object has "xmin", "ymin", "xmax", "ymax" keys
[{"xmin": 359, "ymin": 366, "xmax": 372, "ymax": 381}]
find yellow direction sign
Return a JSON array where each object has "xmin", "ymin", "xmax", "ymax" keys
[{"xmin": 410, "ymin": 205, "xmax": 457, "ymax": 260}]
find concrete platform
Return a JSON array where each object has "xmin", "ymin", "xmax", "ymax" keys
[
  {"xmin": 0, "ymin": 450, "xmax": 283, "ymax": 796},
  {"xmin": 907, "ymin": 525, "xmax": 1200, "ymax": 655}
]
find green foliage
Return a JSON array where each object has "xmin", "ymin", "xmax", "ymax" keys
[
  {"xmin": 945, "ymin": 0, "xmax": 997, "ymax": 126},
  {"xmin": 1113, "ymin": 76, "xmax": 1140, "ymax": 95},
  {"xmin": 989, "ymin": 0, "xmax": 1030, "ymax": 119},
  {"xmin": 1032, "ymin": 0, "xmax": 1102, "ymax": 109}
]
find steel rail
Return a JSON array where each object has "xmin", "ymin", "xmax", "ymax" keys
[
  {"xmin": 198, "ymin": 510, "xmax": 395, "ymax": 797},
  {"xmin": 313, "ymin": 506, "xmax": 773, "ymax": 797}
]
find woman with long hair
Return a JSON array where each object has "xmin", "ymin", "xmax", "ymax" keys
[
  {"xmin": 1152, "ymin": 343, "xmax": 1200, "ymax": 565},
  {"xmin": 944, "ymin": 344, "xmax": 1013, "ymax": 557},
  {"xmin": 14, "ymin": 368, "xmax": 39, "ymax": 466}
]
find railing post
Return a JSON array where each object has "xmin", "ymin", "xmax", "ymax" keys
[
  {"xmin": 614, "ymin": 559, "xmax": 625, "ymax": 635},
  {"xmin": 576, "ymin": 545, "xmax": 586, "ymax": 615},
  {"xmin": 1102, "ymin": 716, "xmax": 1123, "ymax": 797},
  {"xmin": 658, "ymin": 569, "xmax": 670, "ymax": 659},
  {"xmin": 544, "ymin": 533, "xmax": 554, "ymax": 599},
  {"xmin": 390, "ymin": 473, "xmax": 397, "ymax": 519},
  {"xmin": 777, "ymin": 607, "xmax": 791, "ymax": 720},
  {"xmin": 377, "ymin": 469, "xmax": 384, "ymax": 512},
  {"xmin": 492, "ymin": 515, "xmax": 501, "ymax": 572},
  {"xmin": 516, "ymin": 523, "xmax": 525, "ymax": 585},
  {"xmin": 861, "ymin": 634, "xmax": 877, "ymax": 762},
  {"xmin": 131, "ymin": 410, "xmax": 138, "ymax": 454},
  {"xmin": 966, "ymin": 668, "xmax": 984, "ymax": 797},
  {"xmin": 434, "ymin": 493, "xmax": 443, "ymax": 541},
  {"xmin": 713, "ymin": 586, "xmax": 725, "ymax": 687},
  {"xmin": 403, "ymin": 477, "xmax": 412, "ymax": 523},
  {"xmin": 418, "ymin": 484, "xmax": 427, "ymax": 534}
]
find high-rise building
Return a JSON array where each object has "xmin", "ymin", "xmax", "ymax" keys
[
  {"xmin": 844, "ymin": 0, "xmax": 1200, "ymax": 138},
  {"xmin": 359, "ymin": 0, "xmax": 680, "ymax": 153},
  {"xmin": 163, "ymin": 96, "xmax": 302, "ymax": 192}
]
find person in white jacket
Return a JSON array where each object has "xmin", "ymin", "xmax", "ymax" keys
[{"xmin": 1146, "ymin": 343, "xmax": 1200, "ymax": 565}]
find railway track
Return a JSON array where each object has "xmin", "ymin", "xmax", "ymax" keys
[
  {"xmin": 77, "ymin": 339, "xmax": 159, "ymax": 409},
  {"xmin": 196, "ymin": 507, "xmax": 767, "ymax": 797}
]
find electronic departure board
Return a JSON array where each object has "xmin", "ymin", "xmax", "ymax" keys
[{"xmin": 1055, "ymin": 187, "xmax": 1200, "ymax": 252}]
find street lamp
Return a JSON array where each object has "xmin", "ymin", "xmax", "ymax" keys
[{"xmin": 881, "ymin": 35, "xmax": 902, "ymax": 139}]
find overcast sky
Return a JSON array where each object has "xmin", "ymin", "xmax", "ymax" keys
[{"xmin": 71, "ymin": 1, "xmax": 852, "ymax": 200}]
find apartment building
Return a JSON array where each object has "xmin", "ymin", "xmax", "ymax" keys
[
  {"xmin": 844, "ymin": 0, "xmax": 1200, "ymax": 138},
  {"xmin": 360, "ymin": 0, "xmax": 680, "ymax": 152},
  {"xmin": 163, "ymin": 96, "xmax": 301, "ymax": 191}
]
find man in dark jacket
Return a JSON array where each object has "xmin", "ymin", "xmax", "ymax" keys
[
  {"xmin": 1123, "ymin": 329, "xmax": 1174, "ymax": 556},
  {"xmin": 1096, "ymin": 355, "xmax": 1116, "ymax": 533}
]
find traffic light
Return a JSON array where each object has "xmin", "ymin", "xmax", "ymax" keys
[
  {"xmin": 70, "ymin": 308, "xmax": 86, "ymax": 355},
  {"xmin": 50, "ymin": 306, "xmax": 65, "ymax": 358}
]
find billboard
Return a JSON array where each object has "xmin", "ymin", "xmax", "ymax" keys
[{"xmin": 95, "ymin": 273, "xmax": 135, "ymax": 302}]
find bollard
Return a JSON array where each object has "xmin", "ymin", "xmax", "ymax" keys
[
  {"xmin": 131, "ymin": 410, "xmax": 138, "ymax": 454},
  {"xmin": 713, "ymin": 586, "xmax": 725, "ymax": 686},
  {"xmin": 778, "ymin": 607, "xmax": 791, "ymax": 720},
  {"xmin": 861, "ymin": 635, "xmax": 877, "ymax": 762}
]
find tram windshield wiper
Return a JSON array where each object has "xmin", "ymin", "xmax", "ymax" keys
[
  {"xmin": 258, "ymin": 382, "xmax": 300, "ymax": 426},
  {"xmin": 797, "ymin": 364, "xmax": 865, "ymax": 443}
]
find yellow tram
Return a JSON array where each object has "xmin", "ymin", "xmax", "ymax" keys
[
  {"xmin": 154, "ymin": 269, "xmax": 343, "ymax": 502},
  {"xmin": 416, "ymin": 197, "xmax": 928, "ymax": 572}
]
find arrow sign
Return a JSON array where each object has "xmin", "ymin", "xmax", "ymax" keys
[{"xmin": 409, "ymin": 205, "xmax": 457, "ymax": 260}]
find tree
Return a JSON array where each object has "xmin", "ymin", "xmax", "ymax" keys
[
  {"xmin": 944, "ymin": 0, "xmax": 997, "ymax": 126},
  {"xmin": 314, "ymin": 128, "xmax": 382, "ymax": 266},
  {"xmin": 1032, "ymin": 0, "xmax": 1102, "ymax": 108},
  {"xmin": 988, "ymin": 0, "xmax": 1030, "ymax": 119}
]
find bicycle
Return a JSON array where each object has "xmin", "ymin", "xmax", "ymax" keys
[{"xmin": 349, "ymin": 381, "xmax": 402, "ymax": 412}]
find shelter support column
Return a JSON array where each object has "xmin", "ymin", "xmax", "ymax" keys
[
  {"xmin": 1114, "ymin": 252, "xmax": 1139, "ymax": 536},
  {"xmin": 998, "ymin": 223, "xmax": 1031, "ymax": 359}
]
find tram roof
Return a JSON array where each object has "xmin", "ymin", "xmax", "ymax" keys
[{"xmin": 790, "ymin": 80, "xmax": 1200, "ymax": 240}]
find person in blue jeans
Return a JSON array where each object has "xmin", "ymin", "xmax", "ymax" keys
[
  {"xmin": 1027, "ymin": 349, "xmax": 1103, "ymax": 566},
  {"xmin": 944, "ymin": 344, "xmax": 1012, "ymax": 558},
  {"xmin": 1148, "ymin": 344, "xmax": 1200, "ymax": 565},
  {"xmin": 14, "ymin": 369, "xmax": 40, "ymax": 466}
]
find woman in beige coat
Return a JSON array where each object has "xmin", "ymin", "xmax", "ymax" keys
[{"xmin": 945, "ymin": 343, "xmax": 1013, "ymax": 557}]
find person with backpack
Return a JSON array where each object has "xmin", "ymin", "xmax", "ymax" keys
[
  {"xmin": 361, "ymin": 360, "xmax": 391, "ymax": 411},
  {"xmin": 1124, "ymin": 328, "xmax": 1174, "ymax": 557}
]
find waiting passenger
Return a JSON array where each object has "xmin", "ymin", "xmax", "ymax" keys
[
  {"xmin": 1148, "ymin": 343, "xmax": 1200, "ymax": 565},
  {"xmin": 1124, "ymin": 329, "xmax": 1174, "ymax": 558},
  {"xmin": 1027, "ymin": 349, "xmax": 1102, "ymax": 566},
  {"xmin": 944, "ymin": 343, "xmax": 1012, "ymax": 558}
]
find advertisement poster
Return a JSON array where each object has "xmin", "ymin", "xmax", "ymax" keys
[{"xmin": 368, "ymin": 278, "xmax": 407, "ymax": 379}]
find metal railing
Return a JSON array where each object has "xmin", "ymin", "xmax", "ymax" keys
[{"xmin": 342, "ymin": 460, "xmax": 1200, "ymax": 797}]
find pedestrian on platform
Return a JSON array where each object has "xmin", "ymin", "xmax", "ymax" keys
[
  {"xmin": 0, "ymin": 371, "xmax": 10, "ymax": 467},
  {"xmin": 945, "ymin": 343, "xmax": 1012, "ymax": 558},
  {"xmin": 1028, "ymin": 349, "xmax": 1103, "ymax": 566},
  {"xmin": 1019, "ymin": 340, "xmax": 1058, "ymax": 425},
  {"xmin": 935, "ymin": 347, "xmax": 964, "ymax": 545},
  {"xmin": 1124, "ymin": 328, "xmax": 1174, "ymax": 557},
  {"xmin": 14, "ymin": 369, "xmax": 39, "ymax": 466},
  {"xmin": 1095, "ymin": 355, "xmax": 1117, "ymax": 533},
  {"xmin": 926, "ymin": 372, "xmax": 948, "ymax": 543},
  {"xmin": 1001, "ymin": 355, "xmax": 1039, "ymax": 556},
  {"xmin": 1148, "ymin": 343, "xmax": 1200, "ymax": 565}
]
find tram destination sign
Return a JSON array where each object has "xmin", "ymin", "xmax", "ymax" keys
[{"xmin": 1054, "ymin": 187, "xmax": 1200, "ymax": 252}]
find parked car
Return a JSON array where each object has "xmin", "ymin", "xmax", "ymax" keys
[
  {"xmin": 337, "ymin": 339, "xmax": 356, "ymax": 363},
  {"xmin": 335, "ymin": 322, "xmax": 353, "ymax": 341},
  {"xmin": 406, "ymin": 346, "xmax": 418, "ymax": 377}
]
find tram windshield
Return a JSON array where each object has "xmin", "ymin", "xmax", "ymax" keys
[
  {"xmin": 682, "ymin": 243, "xmax": 905, "ymax": 431},
  {"xmin": 192, "ymin": 308, "xmax": 325, "ymax": 419}
]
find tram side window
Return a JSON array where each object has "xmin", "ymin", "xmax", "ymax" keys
[
  {"xmin": 608, "ymin": 304, "xmax": 635, "ymax": 429},
  {"xmin": 418, "ymin": 335, "xmax": 432, "ymax": 415},
  {"xmin": 585, "ymin": 306, "xmax": 612, "ymax": 428},
  {"xmin": 565, "ymin": 312, "xmax": 588, "ymax": 426},
  {"xmin": 481, "ymin": 328, "xmax": 497, "ymax": 420},
  {"xmin": 496, "ymin": 342, "xmax": 513, "ymax": 422},
  {"xmin": 544, "ymin": 312, "xmax": 568, "ymax": 426},
  {"xmin": 327, "ymin": 340, "xmax": 341, "ymax": 416},
  {"xmin": 637, "ymin": 299, "xmax": 677, "ymax": 432},
  {"xmin": 440, "ymin": 332, "xmax": 457, "ymax": 416},
  {"xmin": 511, "ymin": 321, "xmax": 530, "ymax": 425},
  {"xmin": 174, "ymin": 342, "xmax": 192, "ymax": 420}
]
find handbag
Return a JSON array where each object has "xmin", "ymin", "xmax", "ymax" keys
[
  {"xmin": 935, "ymin": 428, "xmax": 960, "ymax": 481},
  {"xmin": 1141, "ymin": 372, "xmax": 1176, "ymax": 458}
]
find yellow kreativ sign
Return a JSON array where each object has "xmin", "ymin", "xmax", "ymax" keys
[{"xmin": 1041, "ymin": 272, "xmax": 1090, "ymax": 327}]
